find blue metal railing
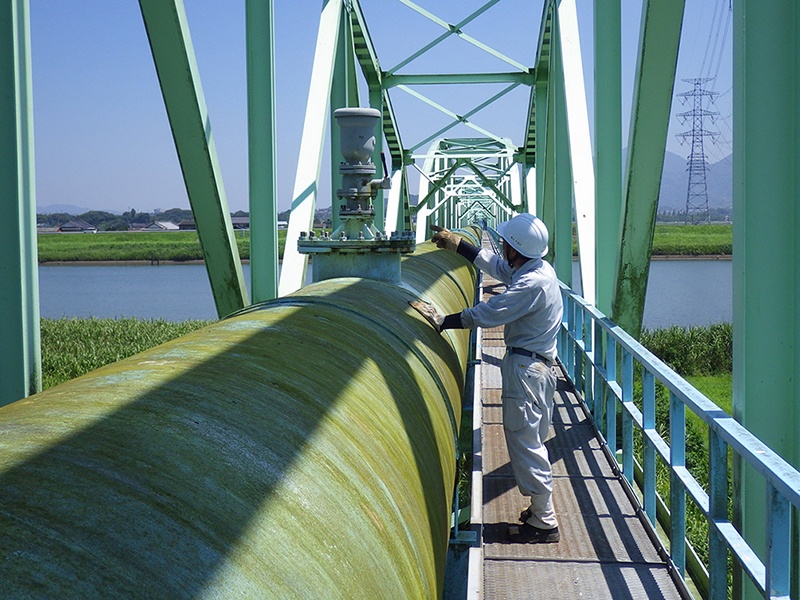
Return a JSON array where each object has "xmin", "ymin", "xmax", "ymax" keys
[{"xmin": 559, "ymin": 283, "xmax": 800, "ymax": 600}]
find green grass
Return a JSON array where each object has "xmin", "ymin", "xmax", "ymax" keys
[
  {"xmin": 651, "ymin": 224, "xmax": 732, "ymax": 256},
  {"xmin": 38, "ymin": 223, "xmax": 732, "ymax": 263},
  {"xmin": 685, "ymin": 373, "xmax": 733, "ymax": 414},
  {"xmin": 41, "ymin": 317, "xmax": 211, "ymax": 389},
  {"xmin": 640, "ymin": 323, "xmax": 732, "ymax": 376},
  {"xmin": 37, "ymin": 230, "xmax": 286, "ymax": 262}
]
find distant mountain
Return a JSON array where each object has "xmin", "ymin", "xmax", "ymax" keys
[
  {"xmin": 37, "ymin": 204, "xmax": 122, "ymax": 216},
  {"xmin": 658, "ymin": 150, "xmax": 732, "ymax": 211}
]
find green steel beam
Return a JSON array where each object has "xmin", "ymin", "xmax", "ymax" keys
[
  {"xmin": 611, "ymin": 0, "xmax": 685, "ymax": 337},
  {"xmin": 524, "ymin": 1, "xmax": 553, "ymax": 168},
  {"xmin": 534, "ymin": 71, "xmax": 549, "ymax": 218},
  {"xmin": 389, "ymin": 0, "xmax": 522, "ymax": 74},
  {"xmin": 385, "ymin": 167, "xmax": 411, "ymax": 234},
  {"xmin": 411, "ymin": 160, "xmax": 463, "ymax": 215},
  {"xmin": 733, "ymin": 2, "xmax": 800, "ymax": 598},
  {"xmin": 349, "ymin": 1, "xmax": 404, "ymax": 167},
  {"xmin": 0, "ymin": 0, "xmax": 40, "ymax": 406},
  {"xmin": 538, "ymin": 66, "xmax": 556, "ymax": 242},
  {"xmin": 557, "ymin": 0, "xmax": 595, "ymax": 305},
  {"xmin": 462, "ymin": 161, "xmax": 516, "ymax": 211},
  {"xmin": 401, "ymin": 84, "xmax": 517, "ymax": 151},
  {"xmin": 551, "ymin": 27, "xmax": 573, "ymax": 287},
  {"xmin": 383, "ymin": 72, "xmax": 534, "ymax": 87},
  {"xmin": 414, "ymin": 140, "xmax": 442, "ymax": 243},
  {"xmin": 246, "ymin": 0, "xmax": 278, "ymax": 303},
  {"xmin": 139, "ymin": 0, "xmax": 248, "ymax": 318},
  {"xmin": 278, "ymin": 0, "xmax": 342, "ymax": 296},
  {"xmin": 593, "ymin": 0, "xmax": 622, "ymax": 316},
  {"xmin": 368, "ymin": 85, "xmax": 386, "ymax": 231},
  {"xmin": 329, "ymin": 4, "xmax": 359, "ymax": 233}
]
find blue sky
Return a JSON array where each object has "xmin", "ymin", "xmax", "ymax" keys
[{"xmin": 29, "ymin": 0, "xmax": 731, "ymax": 214}]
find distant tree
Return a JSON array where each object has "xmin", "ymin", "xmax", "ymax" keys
[
  {"xmin": 78, "ymin": 211, "xmax": 118, "ymax": 228},
  {"xmin": 99, "ymin": 218, "xmax": 130, "ymax": 231},
  {"xmin": 159, "ymin": 208, "xmax": 193, "ymax": 223},
  {"xmin": 37, "ymin": 213, "xmax": 72, "ymax": 227}
]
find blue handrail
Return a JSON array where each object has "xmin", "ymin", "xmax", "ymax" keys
[{"xmin": 559, "ymin": 283, "xmax": 800, "ymax": 600}]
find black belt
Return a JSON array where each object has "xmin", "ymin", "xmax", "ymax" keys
[{"xmin": 508, "ymin": 347, "xmax": 553, "ymax": 365}]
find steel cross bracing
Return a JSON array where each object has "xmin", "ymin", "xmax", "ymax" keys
[{"xmin": 279, "ymin": 0, "xmax": 550, "ymax": 296}]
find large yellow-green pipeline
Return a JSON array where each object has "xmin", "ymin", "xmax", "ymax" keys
[{"xmin": 0, "ymin": 231, "xmax": 480, "ymax": 598}]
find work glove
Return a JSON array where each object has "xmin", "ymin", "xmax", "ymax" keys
[
  {"xmin": 409, "ymin": 300, "xmax": 444, "ymax": 333},
  {"xmin": 431, "ymin": 225, "xmax": 461, "ymax": 252}
]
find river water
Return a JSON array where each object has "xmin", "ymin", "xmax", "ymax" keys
[{"xmin": 38, "ymin": 259, "xmax": 732, "ymax": 330}]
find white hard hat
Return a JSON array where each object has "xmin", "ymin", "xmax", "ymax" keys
[{"xmin": 497, "ymin": 213, "xmax": 549, "ymax": 258}]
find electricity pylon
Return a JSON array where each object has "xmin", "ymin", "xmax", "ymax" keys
[{"xmin": 676, "ymin": 78, "xmax": 719, "ymax": 224}]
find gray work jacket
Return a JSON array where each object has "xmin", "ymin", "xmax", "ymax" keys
[{"xmin": 460, "ymin": 248, "xmax": 563, "ymax": 361}]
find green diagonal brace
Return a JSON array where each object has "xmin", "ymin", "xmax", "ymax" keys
[
  {"xmin": 612, "ymin": 0, "xmax": 684, "ymax": 337},
  {"xmin": 462, "ymin": 161, "xmax": 516, "ymax": 211},
  {"xmin": 139, "ymin": 0, "xmax": 248, "ymax": 318},
  {"xmin": 411, "ymin": 159, "xmax": 463, "ymax": 215}
]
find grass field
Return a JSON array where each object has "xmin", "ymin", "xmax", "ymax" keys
[
  {"xmin": 650, "ymin": 223, "xmax": 732, "ymax": 256},
  {"xmin": 41, "ymin": 317, "xmax": 211, "ymax": 389},
  {"xmin": 37, "ymin": 224, "xmax": 732, "ymax": 262}
]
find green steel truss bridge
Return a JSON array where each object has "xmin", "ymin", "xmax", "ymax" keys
[{"xmin": 2, "ymin": 1, "xmax": 799, "ymax": 598}]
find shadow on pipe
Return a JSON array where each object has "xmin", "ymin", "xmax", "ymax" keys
[{"xmin": 0, "ymin": 238, "xmax": 478, "ymax": 598}]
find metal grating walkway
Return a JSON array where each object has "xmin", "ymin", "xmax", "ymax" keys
[{"xmin": 475, "ymin": 269, "xmax": 688, "ymax": 599}]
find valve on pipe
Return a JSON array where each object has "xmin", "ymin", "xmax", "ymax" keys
[{"xmin": 298, "ymin": 107, "xmax": 415, "ymax": 284}]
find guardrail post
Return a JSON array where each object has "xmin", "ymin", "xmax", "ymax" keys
[
  {"xmin": 621, "ymin": 349, "xmax": 634, "ymax": 485},
  {"xmin": 566, "ymin": 295, "xmax": 576, "ymax": 382},
  {"xmin": 669, "ymin": 390, "xmax": 686, "ymax": 576},
  {"xmin": 605, "ymin": 335, "xmax": 617, "ymax": 456},
  {"xmin": 592, "ymin": 321, "xmax": 605, "ymax": 437},
  {"xmin": 583, "ymin": 308, "xmax": 594, "ymax": 420},
  {"xmin": 642, "ymin": 370, "xmax": 656, "ymax": 525},
  {"xmin": 708, "ymin": 429, "xmax": 728, "ymax": 599},
  {"xmin": 766, "ymin": 485, "xmax": 790, "ymax": 599},
  {"xmin": 572, "ymin": 300, "xmax": 583, "ymax": 396}
]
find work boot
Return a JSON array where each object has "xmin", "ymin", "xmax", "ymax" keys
[{"xmin": 506, "ymin": 523, "xmax": 560, "ymax": 544}]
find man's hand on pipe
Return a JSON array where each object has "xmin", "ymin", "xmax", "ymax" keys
[{"xmin": 409, "ymin": 301, "xmax": 444, "ymax": 333}]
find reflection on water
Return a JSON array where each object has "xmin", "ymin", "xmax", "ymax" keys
[
  {"xmin": 570, "ymin": 259, "xmax": 732, "ymax": 330},
  {"xmin": 39, "ymin": 260, "xmax": 732, "ymax": 329}
]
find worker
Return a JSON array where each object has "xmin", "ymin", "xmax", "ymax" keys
[{"xmin": 410, "ymin": 214, "xmax": 563, "ymax": 544}]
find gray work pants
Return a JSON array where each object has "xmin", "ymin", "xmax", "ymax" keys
[{"xmin": 501, "ymin": 352, "xmax": 558, "ymax": 529}]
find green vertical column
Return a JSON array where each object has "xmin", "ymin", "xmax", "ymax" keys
[
  {"xmin": 0, "ymin": 0, "xmax": 40, "ymax": 407},
  {"xmin": 733, "ymin": 2, "xmax": 799, "ymax": 599},
  {"xmin": 329, "ymin": 4, "xmax": 359, "ymax": 234},
  {"xmin": 139, "ymin": 0, "xmax": 248, "ymax": 318},
  {"xmin": 279, "ymin": 0, "xmax": 342, "ymax": 296},
  {"xmin": 246, "ymin": 0, "xmax": 278, "ymax": 303},
  {"xmin": 535, "ymin": 75, "xmax": 550, "ymax": 220},
  {"xmin": 593, "ymin": 0, "xmax": 622, "ymax": 316},
  {"xmin": 369, "ymin": 85, "xmax": 385, "ymax": 231},
  {"xmin": 612, "ymin": 0, "xmax": 684, "ymax": 337},
  {"xmin": 552, "ymin": 32, "xmax": 573, "ymax": 286}
]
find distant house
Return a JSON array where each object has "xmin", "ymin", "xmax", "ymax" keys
[
  {"xmin": 178, "ymin": 220, "xmax": 196, "ymax": 231},
  {"xmin": 231, "ymin": 216, "xmax": 249, "ymax": 230},
  {"xmin": 144, "ymin": 221, "xmax": 180, "ymax": 231},
  {"xmin": 58, "ymin": 219, "xmax": 97, "ymax": 233},
  {"xmin": 277, "ymin": 220, "xmax": 288, "ymax": 230},
  {"xmin": 129, "ymin": 222, "xmax": 149, "ymax": 231}
]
